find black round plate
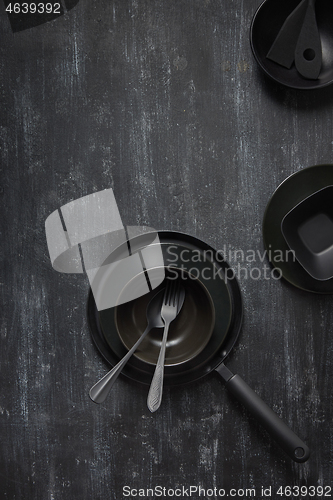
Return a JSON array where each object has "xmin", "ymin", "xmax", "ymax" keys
[
  {"xmin": 88, "ymin": 231, "xmax": 243, "ymax": 385},
  {"xmin": 250, "ymin": 0, "xmax": 333, "ymax": 89},
  {"xmin": 263, "ymin": 164, "xmax": 333, "ymax": 293}
]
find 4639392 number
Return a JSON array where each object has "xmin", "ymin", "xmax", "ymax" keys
[
  {"xmin": 5, "ymin": 3, "xmax": 61, "ymax": 14},
  {"xmin": 277, "ymin": 486, "xmax": 332, "ymax": 497}
]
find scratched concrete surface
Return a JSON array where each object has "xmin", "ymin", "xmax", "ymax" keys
[{"xmin": 1, "ymin": 0, "xmax": 333, "ymax": 498}]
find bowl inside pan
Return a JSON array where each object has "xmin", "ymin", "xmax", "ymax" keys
[
  {"xmin": 115, "ymin": 267, "xmax": 215, "ymax": 366},
  {"xmin": 250, "ymin": 0, "xmax": 333, "ymax": 89},
  {"xmin": 281, "ymin": 185, "xmax": 333, "ymax": 280}
]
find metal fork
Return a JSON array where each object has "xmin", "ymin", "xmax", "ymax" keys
[{"xmin": 147, "ymin": 278, "xmax": 182, "ymax": 412}]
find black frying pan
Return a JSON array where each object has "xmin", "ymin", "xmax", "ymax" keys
[{"xmin": 88, "ymin": 231, "xmax": 310, "ymax": 462}]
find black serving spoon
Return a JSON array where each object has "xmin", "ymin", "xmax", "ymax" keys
[{"xmin": 294, "ymin": 0, "xmax": 322, "ymax": 79}]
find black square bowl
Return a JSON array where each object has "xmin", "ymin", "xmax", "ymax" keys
[{"xmin": 281, "ymin": 186, "xmax": 333, "ymax": 280}]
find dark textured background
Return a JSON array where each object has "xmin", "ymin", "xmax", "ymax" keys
[{"xmin": 1, "ymin": 0, "xmax": 333, "ymax": 498}]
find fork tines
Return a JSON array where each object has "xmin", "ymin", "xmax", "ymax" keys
[{"xmin": 164, "ymin": 277, "xmax": 180, "ymax": 306}]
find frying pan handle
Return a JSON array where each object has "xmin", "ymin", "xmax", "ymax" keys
[{"xmin": 216, "ymin": 364, "xmax": 310, "ymax": 463}]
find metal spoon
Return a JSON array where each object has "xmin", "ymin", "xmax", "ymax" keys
[
  {"xmin": 89, "ymin": 282, "xmax": 185, "ymax": 404},
  {"xmin": 89, "ymin": 289, "xmax": 166, "ymax": 403}
]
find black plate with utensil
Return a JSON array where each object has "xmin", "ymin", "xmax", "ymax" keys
[
  {"xmin": 263, "ymin": 164, "xmax": 333, "ymax": 292},
  {"xmin": 250, "ymin": 0, "xmax": 333, "ymax": 89}
]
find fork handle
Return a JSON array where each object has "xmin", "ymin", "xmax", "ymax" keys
[{"xmin": 147, "ymin": 322, "xmax": 170, "ymax": 412}]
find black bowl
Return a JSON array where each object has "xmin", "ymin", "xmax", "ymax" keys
[
  {"xmin": 281, "ymin": 186, "xmax": 333, "ymax": 280},
  {"xmin": 116, "ymin": 267, "xmax": 215, "ymax": 366},
  {"xmin": 250, "ymin": 0, "xmax": 333, "ymax": 89}
]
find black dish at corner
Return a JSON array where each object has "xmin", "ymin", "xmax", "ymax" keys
[
  {"xmin": 250, "ymin": 0, "xmax": 333, "ymax": 89},
  {"xmin": 281, "ymin": 186, "xmax": 333, "ymax": 281},
  {"xmin": 263, "ymin": 164, "xmax": 333, "ymax": 293}
]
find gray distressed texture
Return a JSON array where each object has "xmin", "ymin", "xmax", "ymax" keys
[{"xmin": 1, "ymin": 0, "xmax": 333, "ymax": 498}]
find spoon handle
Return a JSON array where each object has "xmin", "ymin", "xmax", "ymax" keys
[
  {"xmin": 147, "ymin": 321, "xmax": 170, "ymax": 412},
  {"xmin": 89, "ymin": 325, "xmax": 151, "ymax": 404}
]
